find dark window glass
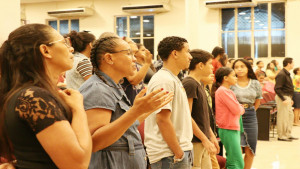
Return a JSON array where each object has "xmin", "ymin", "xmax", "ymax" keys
[
  {"xmin": 254, "ymin": 4, "xmax": 268, "ymax": 30},
  {"xmin": 49, "ymin": 20, "xmax": 57, "ymax": 30},
  {"xmin": 238, "ymin": 31, "xmax": 251, "ymax": 58},
  {"xmin": 59, "ymin": 20, "xmax": 69, "ymax": 35},
  {"xmin": 271, "ymin": 30, "xmax": 285, "ymax": 57},
  {"xmin": 272, "ymin": 3, "xmax": 285, "ymax": 29},
  {"xmin": 116, "ymin": 17, "xmax": 127, "ymax": 37},
  {"xmin": 143, "ymin": 15, "xmax": 154, "ymax": 37},
  {"xmin": 222, "ymin": 32, "xmax": 235, "ymax": 58},
  {"xmin": 132, "ymin": 39, "xmax": 140, "ymax": 44},
  {"xmin": 71, "ymin": 19, "xmax": 79, "ymax": 32},
  {"xmin": 222, "ymin": 8, "xmax": 235, "ymax": 31},
  {"xmin": 143, "ymin": 38, "xmax": 154, "ymax": 56},
  {"xmin": 130, "ymin": 16, "xmax": 140, "ymax": 38},
  {"xmin": 238, "ymin": 7, "xmax": 251, "ymax": 30},
  {"xmin": 254, "ymin": 31, "xmax": 268, "ymax": 58}
]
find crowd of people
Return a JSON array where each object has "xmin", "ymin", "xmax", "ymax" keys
[{"xmin": 0, "ymin": 23, "xmax": 299, "ymax": 169}]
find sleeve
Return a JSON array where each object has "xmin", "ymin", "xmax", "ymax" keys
[
  {"xmin": 182, "ymin": 78, "xmax": 198, "ymax": 99},
  {"xmin": 148, "ymin": 81, "xmax": 174, "ymax": 113},
  {"xmin": 219, "ymin": 88, "xmax": 244, "ymax": 115},
  {"xmin": 274, "ymin": 73, "xmax": 286, "ymax": 101},
  {"xmin": 254, "ymin": 80, "xmax": 263, "ymax": 99},
  {"xmin": 76, "ymin": 59, "xmax": 93, "ymax": 78},
  {"xmin": 16, "ymin": 88, "xmax": 67, "ymax": 134},
  {"xmin": 80, "ymin": 82, "xmax": 116, "ymax": 111}
]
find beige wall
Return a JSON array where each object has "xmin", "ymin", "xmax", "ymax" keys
[
  {"xmin": 19, "ymin": 0, "xmax": 300, "ymax": 68},
  {"xmin": 0, "ymin": 0, "xmax": 20, "ymax": 44}
]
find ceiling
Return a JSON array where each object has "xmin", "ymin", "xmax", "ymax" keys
[{"xmin": 21, "ymin": 0, "xmax": 72, "ymax": 4}]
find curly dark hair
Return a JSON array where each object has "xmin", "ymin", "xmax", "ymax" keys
[
  {"xmin": 157, "ymin": 36, "xmax": 187, "ymax": 61},
  {"xmin": 211, "ymin": 46, "xmax": 225, "ymax": 59},
  {"xmin": 66, "ymin": 30, "xmax": 95, "ymax": 53},
  {"xmin": 189, "ymin": 49, "xmax": 213, "ymax": 70},
  {"xmin": 293, "ymin": 67, "xmax": 300, "ymax": 75},
  {"xmin": 232, "ymin": 59, "xmax": 257, "ymax": 80}
]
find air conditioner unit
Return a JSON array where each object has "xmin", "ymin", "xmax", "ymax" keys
[
  {"xmin": 205, "ymin": 0, "xmax": 257, "ymax": 8},
  {"xmin": 122, "ymin": 4, "xmax": 170, "ymax": 14},
  {"xmin": 47, "ymin": 7, "xmax": 94, "ymax": 17}
]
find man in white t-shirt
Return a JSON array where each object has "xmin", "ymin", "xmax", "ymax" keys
[{"xmin": 144, "ymin": 36, "xmax": 193, "ymax": 169}]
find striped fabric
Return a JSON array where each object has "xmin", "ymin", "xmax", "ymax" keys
[{"xmin": 76, "ymin": 59, "xmax": 92, "ymax": 78}]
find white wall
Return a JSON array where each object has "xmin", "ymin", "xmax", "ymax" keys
[
  {"xmin": 286, "ymin": 0, "xmax": 300, "ymax": 69},
  {"xmin": 0, "ymin": 0, "xmax": 20, "ymax": 44}
]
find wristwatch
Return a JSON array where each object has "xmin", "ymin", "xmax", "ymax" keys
[{"xmin": 173, "ymin": 153, "xmax": 185, "ymax": 163}]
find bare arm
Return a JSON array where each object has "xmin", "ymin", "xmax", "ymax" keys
[
  {"xmin": 188, "ymin": 98, "xmax": 217, "ymax": 154},
  {"xmin": 254, "ymin": 98, "xmax": 261, "ymax": 110},
  {"xmin": 126, "ymin": 50, "xmax": 153, "ymax": 85},
  {"xmin": 87, "ymin": 108, "xmax": 140, "ymax": 152},
  {"xmin": 126, "ymin": 64, "xmax": 150, "ymax": 85},
  {"xmin": 37, "ymin": 89, "xmax": 92, "ymax": 169},
  {"xmin": 156, "ymin": 109, "xmax": 184, "ymax": 159}
]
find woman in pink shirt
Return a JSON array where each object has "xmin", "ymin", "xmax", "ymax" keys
[{"xmin": 214, "ymin": 67, "xmax": 245, "ymax": 169}]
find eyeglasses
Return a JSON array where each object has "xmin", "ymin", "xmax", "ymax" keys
[
  {"xmin": 47, "ymin": 37, "xmax": 72, "ymax": 48},
  {"xmin": 110, "ymin": 49, "xmax": 134, "ymax": 57}
]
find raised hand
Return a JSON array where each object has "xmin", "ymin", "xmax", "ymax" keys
[
  {"xmin": 132, "ymin": 87, "xmax": 174, "ymax": 115},
  {"xmin": 58, "ymin": 89, "xmax": 84, "ymax": 112}
]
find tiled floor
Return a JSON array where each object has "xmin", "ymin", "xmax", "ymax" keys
[{"xmin": 250, "ymin": 126, "xmax": 300, "ymax": 169}]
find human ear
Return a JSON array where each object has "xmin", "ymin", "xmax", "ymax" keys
[
  {"xmin": 39, "ymin": 44, "xmax": 52, "ymax": 59},
  {"xmin": 103, "ymin": 53, "xmax": 114, "ymax": 65}
]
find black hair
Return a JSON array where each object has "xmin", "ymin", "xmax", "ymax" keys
[
  {"xmin": 189, "ymin": 49, "xmax": 213, "ymax": 71},
  {"xmin": 256, "ymin": 60, "xmax": 263, "ymax": 65},
  {"xmin": 211, "ymin": 46, "xmax": 225, "ymax": 59},
  {"xmin": 294, "ymin": 67, "xmax": 300, "ymax": 75},
  {"xmin": 232, "ymin": 59, "xmax": 257, "ymax": 80},
  {"xmin": 214, "ymin": 67, "xmax": 234, "ymax": 89},
  {"xmin": 157, "ymin": 36, "xmax": 188, "ymax": 61},
  {"xmin": 266, "ymin": 62, "xmax": 275, "ymax": 71},
  {"xmin": 283, "ymin": 57, "xmax": 293, "ymax": 67},
  {"xmin": 211, "ymin": 67, "xmax": 234, "ymax": 110},
  {"xmin": 66, "ymin": 30, "xmax": 95, "ymax": 52},
  {"xmin": 90, "ymin": 36, "xmax": 123, "ymax": 89}
]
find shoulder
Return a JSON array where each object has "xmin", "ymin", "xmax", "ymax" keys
[
  {"xmin": 182, "ymin": 77, "xmax": 197, "ymax": 86},
  {"xmin": 80, "ymin": 75, "xmax": 113, "ymax": 96},
  {"xmin": 251, "ymin": 79, "xmax": 260, "ymax": 86},
  {"xmin": 18, "ymin": 86, "xmax": 57, "ymax": 102}
]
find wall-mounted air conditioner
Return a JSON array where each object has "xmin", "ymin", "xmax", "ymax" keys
[
  {"xmin": 47, "ymin": 7, "xmax": 94, "ymax": 17},
  {"xmin": 205, "ymin": 0, "xmax": 257, "ymax": 8},
  {"xmin": 122, "ymin": 4, "xmax": 170, "ymax": 14}
]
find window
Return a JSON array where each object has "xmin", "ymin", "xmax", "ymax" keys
[
  {"xmin": 115, "ymin": 15, "xmax": 154, "ymax": 56},
  {"xmin": 221, "ymin": 2, "xmax": 285, "ymax": 58},
  {"xmin": 48, "ymin": 19, "xmax": 79, "ymax": 35}
]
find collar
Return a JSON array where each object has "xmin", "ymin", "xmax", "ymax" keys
[
  {"xmin": 283, "ymin": 68, "xmax": 290, "ymax": 76},
  {"xmin": 96, "ymin": 70, "xmax": 125, "ymax": 100}
]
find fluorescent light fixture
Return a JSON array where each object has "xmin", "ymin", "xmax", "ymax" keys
[
  {"xmin": 136, "ymin": 32, "xmax": 141, "ymax": 35},
  {"xmin": 143, "ymin": 20, "xmax": 150, "ymax": 22},
  {"xmin": 239, "ymin": 12, "xmax": 246, "ymax": 15},
  {"xmin": 130, "ymin": 16, "xmax": 138, "ymax": 19},
  {"xmin": 146, "ymin": 34, "xmax": 151, "ymax": 36}
]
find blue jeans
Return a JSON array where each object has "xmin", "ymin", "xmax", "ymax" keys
[{"xmin": 150, "ymin": 151, "xmax": 193, "ymax": 169}]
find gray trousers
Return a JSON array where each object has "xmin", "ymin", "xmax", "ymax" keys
[{"xmin": 275, "ymin": 95, "xmax": 294, "ymax": 139}]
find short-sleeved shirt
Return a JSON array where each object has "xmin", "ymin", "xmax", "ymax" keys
[
  {"xmin": 231, "ymin": 79, "xmax": 263, "ymax": 104},
  {"xmin": 212, "ymin": 59, "xmax": 222, "ymax": 75},
  {"xmin": 182, "ymin": 77, "xmax": 211, "ymax": 142},
  {"xmin": 5, "ymin": 86, "xmax": 70, "ymax": 169},
  {"xmin": 144, "ymin": 68, "xmax": 193, "ymax": 164},
  {"xmin": 293, "ymin": 75, "xmax": 300, "ymax": 92},
  {"xmin": 66, "ymin": 52, "xmax": 92, "ymax": 90},
  {"xmin": 79, "ymin": 71, "xmax": 144, "ymax": 168}
]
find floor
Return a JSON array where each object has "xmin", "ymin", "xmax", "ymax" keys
[{"xmin": 250, "ymin": 126, "xmax": 300, "ymax": 169}]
